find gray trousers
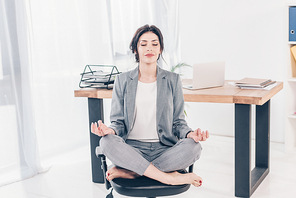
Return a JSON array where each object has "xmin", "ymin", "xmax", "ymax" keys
[{"xmin": 100, "ymin": 134, "xmax": 202, "ymax": 176}]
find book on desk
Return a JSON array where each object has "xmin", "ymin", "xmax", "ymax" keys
[{"xmin": 235, "ymin": 77, "xmax": 276, "ymax": 90}]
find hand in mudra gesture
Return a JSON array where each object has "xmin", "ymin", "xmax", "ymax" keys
[
  {"xmin": 187, "ymin": 128, "xmax": 209, "ymax": 142},
  {"xmin": 91, "ymin": 120, "xmax": 115, "ymax": 136}
]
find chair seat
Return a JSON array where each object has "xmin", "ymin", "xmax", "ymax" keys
[{"xmin": 110, "ymin": 169, "xmax": 191, "ymax": 197}]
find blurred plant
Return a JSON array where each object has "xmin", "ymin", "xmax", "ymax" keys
[{"xmin": 170, "ymin": 62, "xmax": 192, "ymax": 74}]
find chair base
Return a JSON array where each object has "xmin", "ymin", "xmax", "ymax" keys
[{"xmin": 110, "ymin": 170, "xmax": 191, "ymax": 197}]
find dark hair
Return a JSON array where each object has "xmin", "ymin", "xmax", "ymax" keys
[{"xmin": 129, "ymin": 24, "xmax": 164, "ymax": 62}]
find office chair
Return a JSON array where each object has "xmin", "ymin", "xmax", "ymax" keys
[{"xmin": 96, "ymin": 146, "xmax": 194, "ymax": 198}]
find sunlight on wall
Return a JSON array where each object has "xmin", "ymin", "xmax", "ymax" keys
[{"xmin": 0, "ymin": 40, "xmax": 3, "ymax": 80}]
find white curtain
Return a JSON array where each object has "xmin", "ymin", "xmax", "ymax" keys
[
  {"xmin": 0, "ymin": 0, "xmax": 41, "ymax": 186},
  {"xmin": 0, "ymin": 0, "xmax": 179, "ymax": 186}
]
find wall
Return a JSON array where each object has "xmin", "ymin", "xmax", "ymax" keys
[{"xmin": 179, "ymin": 0, "xmax": 288, "ymax": 143}]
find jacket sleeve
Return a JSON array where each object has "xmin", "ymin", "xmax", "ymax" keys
[
  {"xmin": 172, "ymin": 75, "xmax": 192, "ymax": 139},
  {"xmin": 108, "ymin": 75, "xmax": 126, "ymax": 136}
]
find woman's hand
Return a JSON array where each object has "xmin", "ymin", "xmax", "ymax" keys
[
  {"xmin": 91, "ymin": 120, "xmax": 115, "ymax": 137},
  {"xmin": 186, "ymin": 128, "xmax": 209, "ymax": 143}
]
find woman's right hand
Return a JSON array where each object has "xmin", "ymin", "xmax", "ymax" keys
[{"xmin": 91, "ymin": 120, "xmax": 115, "ymax": 137}]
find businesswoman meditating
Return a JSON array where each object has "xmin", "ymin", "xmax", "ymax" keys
[{"xmin": 91, "ymin": 24, "xmax": 209, "ymax": 187}]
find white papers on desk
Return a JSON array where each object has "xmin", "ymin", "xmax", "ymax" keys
[
  {"xmin": 227, "ymin": 81, "xmax": 277, "ymax": 90},
  {"xmin": 238, "ymin": 83, "xmax": 277, "ymax": 90},
  {"xmin": 235, "ymin": 78, "xmax": 276, "ymax": 90}
]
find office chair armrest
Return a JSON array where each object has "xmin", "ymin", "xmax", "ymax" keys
[
  {"xmin": 96, "ymin": 146, "xmax": 111, "ymax": 190},
  {"xmin": 188, "ymin": 164, "xmax": 194, "ymax": 173}
]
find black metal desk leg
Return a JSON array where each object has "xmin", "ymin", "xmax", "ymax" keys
[
  {"xmin": 235, "ymin": 101, "xmax": 271, "ymax": 197},
  {"xmin": 250, "ymin": 100, "xmax": 270, "ymax": 193},
  {"xmin": 256, "ymin": 100, "xmax": 270, "ymax": 168},
  {"xmin": 235, "ymin": 104, "xmax": 252, "ymax": 198},
  {"xmin": 88, "ymin": 98, "xmax": 104, "ymax": 183}
]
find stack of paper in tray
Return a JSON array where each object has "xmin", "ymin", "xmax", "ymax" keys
[
  {"xmin": 79, "ymin": 65, "xmax": 121, "ymax": 89},
  {"xmin": 235, "ymin": 78, "xmax": 276, "ymax": 90},
  {"xmin": 80, "ymin": 71, "xmax": 116, "ymax": 88}
]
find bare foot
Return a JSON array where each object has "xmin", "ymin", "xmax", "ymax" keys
[
  {"xmin": 106, "ymin": 167, "xmax": 140, "ymax": 181},
  {"xmin": 167, "ymin": 171, "xmax": 203, "ymax": 187}
]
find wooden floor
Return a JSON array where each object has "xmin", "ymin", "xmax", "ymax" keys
[{"xmin": 0, "ymin": 135, "xmax": 295, "ymax": 198}]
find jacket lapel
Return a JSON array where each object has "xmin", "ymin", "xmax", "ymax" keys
[
  {"xmin": 126, "ymin": 66, "xmax": 139, "ymax": 131},
  {"xmin": 156, "ymin": 67, "xmax": 167, "ymax": 125}
]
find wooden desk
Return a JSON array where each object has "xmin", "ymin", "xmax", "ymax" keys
[
  {"xmin": 75, "ymin": 80, "xmax": 283, "ymax": 105},
  {"xmin": 74, "ymin": 80, "xmax": 283, "ymax": 198}
]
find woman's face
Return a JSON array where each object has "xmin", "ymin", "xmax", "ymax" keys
[{"xmin": 137, "ymin": 32, "xmax": 161, "ymax": 65}]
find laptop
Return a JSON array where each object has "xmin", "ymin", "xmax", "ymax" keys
[{"xmin": 183, "ymin": 61, "xmax": 225, "ymax": 90}]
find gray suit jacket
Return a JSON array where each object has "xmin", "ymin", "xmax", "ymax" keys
[{"xmin": 109, "ymin": 66, "xmax": 192, "ymax": 146}]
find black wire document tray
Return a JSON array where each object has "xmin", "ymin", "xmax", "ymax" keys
[{"xmin": 79, "ymin": 65, "xmax": 121, "ymax": 89}]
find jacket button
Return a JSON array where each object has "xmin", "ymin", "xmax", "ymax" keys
[{"xmin": 159, "ymin": 129, "xmax": 163, "ymax": 133}]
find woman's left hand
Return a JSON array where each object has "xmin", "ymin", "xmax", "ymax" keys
[
  {"xmin": 91, "ymin": 120, "xmax": 115, "ymax": 137},
  {"xmin": 186, "ymin": 128, "xmax": 209, "ymax": 143}
]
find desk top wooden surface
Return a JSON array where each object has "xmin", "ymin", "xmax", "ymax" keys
[{"xmin": 74, "ymin": 79, "xmax": 283, "ymax": 105}]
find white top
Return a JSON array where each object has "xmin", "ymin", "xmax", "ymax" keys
[{"xmin": 127, "ymin": 81, "xmax": 159, "ymax": 142}]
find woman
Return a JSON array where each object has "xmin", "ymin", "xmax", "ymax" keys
[{"xmin": 91, "ymin": 24, "xmax": 209, "ymax": 187}]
